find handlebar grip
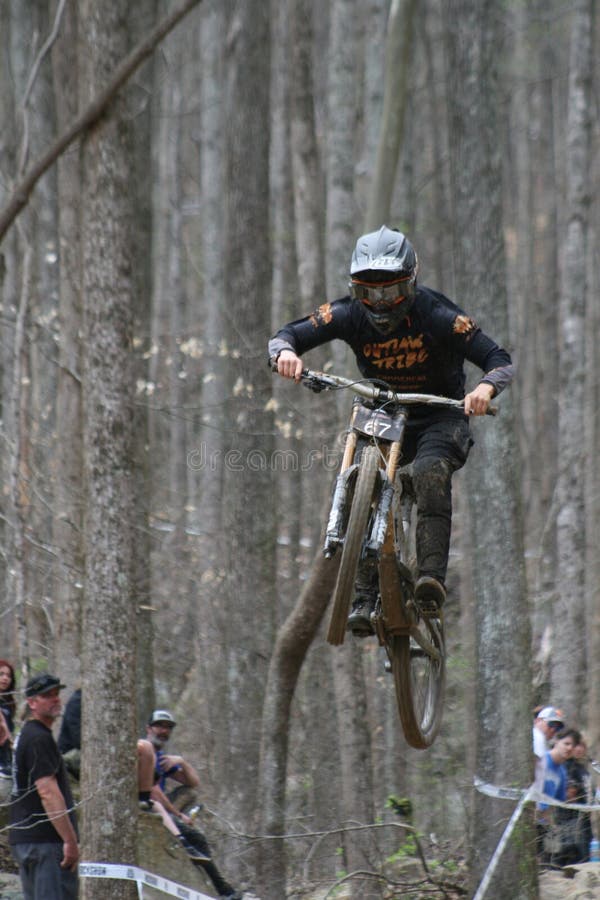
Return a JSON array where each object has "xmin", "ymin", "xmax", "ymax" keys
[{"xmin": 467, "ymin": 406, "xmax": 497, "ymax": 416}]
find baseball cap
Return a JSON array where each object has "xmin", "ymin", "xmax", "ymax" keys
[
  {"xmin": 148, "ymin": 709, "xmax": 176, "ymax": 727},
  {"xmin": 25, "ymin": 672, "xmax": 66, "ymax": 698},
  {"xmin": 537, "ymin": 706, "xmax": 564, "ymax": 727}
]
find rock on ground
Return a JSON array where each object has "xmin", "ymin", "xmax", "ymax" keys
[{"xmin": 539, "ymin": 861, "xmax": 600, "ymax": 899}]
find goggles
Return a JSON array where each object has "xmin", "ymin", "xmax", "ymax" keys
[{"xmin": 351, "ymin": 275, "xmax": 415, "ymax": 309}]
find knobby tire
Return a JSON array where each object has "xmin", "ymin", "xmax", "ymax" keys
[
  {"xmin": 327, "ymin": 444, "xmax": 380, "ymax": 645},
  {"xmin": 390, "ymin": 618, "xmax": 446, "ymax": 749}
]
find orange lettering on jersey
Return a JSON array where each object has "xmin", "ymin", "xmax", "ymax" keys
[
  {"xmin": 363, "ymin": 334, "xmax": 424, "ymax": 358},
  {"xmin": 370, "ymin": 349, "xmax": 429, "ymax": 371}
]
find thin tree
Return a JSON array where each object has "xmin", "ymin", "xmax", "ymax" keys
[
  {"xmin": 52, "ymin": 0, "xmax": 84, "ymax": 694},
  {"xmin": 326, "ymin": 1, "xmax": 379, "ymax": 894},
  {"xmin": 551, "ymin": 0, "xmax": 594, "ymax": 720},
  {"xmin": 365, "ymin": 0, "xmax": 418, "ymax": 231},
  {"xmin": 219, "ymin": 0, "xmax": 275, "ymax": 868}
]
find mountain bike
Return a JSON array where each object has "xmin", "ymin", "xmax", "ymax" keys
[{"xmin": 296, "ymin": 368, "xmax": 495, "ymax": 749}]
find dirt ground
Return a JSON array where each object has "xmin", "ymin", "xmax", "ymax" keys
[
  {"xmin": 539, "ymin": 861, "xmax": 600, "ymax": 899},
  {"xmin": 0, "ymin": 839, "xmax": 598, "ymax": 899},
  {"xmin": 0, "ymin": 838, "xmax": 16, "ymax": 877}
]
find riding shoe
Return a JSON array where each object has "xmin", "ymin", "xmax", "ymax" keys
[
  {"xmin": 414, "ymin": 576, "xmax": 446, "ymax": 618},
  {"xmin": 347, "ymin": 597, "xmax": 375, "ymax": 637}
]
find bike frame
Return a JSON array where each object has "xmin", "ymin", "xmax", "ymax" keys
[
  {"xmin": 288, "ymin": 366, "xmax": 494, "ymax": 747},
  {"xmin": 329, "ymin": 397, "xmax": 434, "ymax": 646}
]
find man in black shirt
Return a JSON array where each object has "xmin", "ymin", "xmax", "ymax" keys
[
  {"xmin": 269, "ymin": 226, "xmax": 513, "ymax": 634},
  {"xmin": 10, "ymin": 672, "xmax": 79, "ymax": 900}
]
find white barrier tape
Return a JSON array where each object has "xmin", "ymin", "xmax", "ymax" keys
[
  {"xmin": 79, "ymin": 862, "xmax": 215, "ymax": 900},
  {"xmin": 474, "ymin": 776, "xmax": 600, "ymax": 812},
  {"xmin": 472, "ymin": 783, "xmax": 535, "ymax": 900},
  {"xmin": 473, "ymin": 776, "xmax": 523, "ymax": 802},
  {"xmin": 532, "ymin": 788, "xmax": 600, "ymax": 812}
]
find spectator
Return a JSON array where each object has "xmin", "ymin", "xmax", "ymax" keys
[
  {"xmin": 57, "ymin": 689, "xmax": 81, "ymax": 754},
  {"xmin": 0, "ymin": 659, "xmax": 17, "ymax": 733},
  {"xmin": 57, "ymin": 689, "xmax": 81, "ymax": 781},
  {"xmin": 9, "ymin": 672, "xmax": 79, "ymax": 900},
  {"xmin": 141, "ymin": 709, "xmax": 243, "ymax": 900},
  {"xmin": 536, "ymin": 728, "xmax": 580, "ymax": 866},
  {"xmin": 533, "ymin": 706, "xmax": 564, "ymax": 791},
  {"xmin": 137, "ymin": 738, "xmax": 209, "ymax": 861},
  {"xmin": 555, "ymin": 736, "xmax": 593, "ymax": 866},
  {"xmin": 0, "ymin": 659, "xmax": 16, "ymax": 784}
]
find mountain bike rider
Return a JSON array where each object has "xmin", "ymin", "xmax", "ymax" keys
[{"xmin": 268, "ymin": 226, "xmax": 513, "ymax": 635}]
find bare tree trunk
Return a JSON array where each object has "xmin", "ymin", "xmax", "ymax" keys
[
  {"xmin": 270, "ymin": 0, "xmax": 304, "ymax": 616},
  {"xmin": 325, "ymin": 3, "xmax": 378, "ymax": 896},
  {"xmin": 130, "ymin": 0, "xmax": 158, "ymax": 727},
  {"xmin": 197, "ymin": 0, "xmax": 225, "ymax": 537},
  {"xmin": 365, "ymin": 0, "xmax": 417, "ymax": 230},
  {"xmin": 527, "ymin": 1, "xmax": 561, "ymax": 699},
  {"xmin": 288, "ymin": 0, "xmax": 343, "ymax": 854},
  {"xmin": 551, "ymin": 0, "xmax": 593, "ymax": 720},
  {"xmin": 257, "ymin": 549, "xmax": 340, "ymax": 898},
  {"xmin": 79, "ymin": 2, "xmax": 138, "ymax": 896},
  {"xmin": 7, "ymin": 241, "xmax": 33, "ymax": 681},
  {"xmin": 355, "ymin": 0, "xmax": 387, "ymax": 217},
  {"xmin": 5, "ymin": 0, "xmax": 59, "ymax": 678},
  {"xmin": 52, "ymin": 0, "xmax": 84, "ymax": 695},
  {"xmin": 220, "ymin": 0, "xmax": 275, "ymax": 870},
  {"xmin": 444, "ymin": 1, "xmax": 536, "ymax": 896}
]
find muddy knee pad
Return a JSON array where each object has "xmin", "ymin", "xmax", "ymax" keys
[
  {"xmin": 412, "ymin": 458, "xmax": 453, "ymax": 518},
  {"xmin": 413, "ymin": 459, "xmax": 453, "ymax": 582}
]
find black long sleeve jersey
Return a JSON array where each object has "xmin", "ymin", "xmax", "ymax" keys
[{"xmin": 269, "ymin": 286, "xmax": 514, "ymax": 404}]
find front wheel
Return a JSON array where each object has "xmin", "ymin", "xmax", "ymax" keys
[
  {"xmin": 389, "ymin": 617, "xmax": 446, "ymax": 749},
  {"xmin": 326, "ymin": 444, "xmax": 380, "ymax": 645}
]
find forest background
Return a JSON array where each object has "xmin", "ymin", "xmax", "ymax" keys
[{"xmin": 0, "ymin": 1, "xmax": 598, "ymax": 899}]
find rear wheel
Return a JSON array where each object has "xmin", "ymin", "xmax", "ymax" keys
[
  {"xmin": 327, "ymin": 445, "xmax": 380, "ymax": 645},
  {"xmin": 389, "ymin": 617, "xmax": 446, "ymax": 748}
]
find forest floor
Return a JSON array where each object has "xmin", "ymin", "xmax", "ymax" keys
[
  {"xmin": 1, "ymin": 831, "xmax": 598, "ymax": 900},
  {"xmin": 538, "ymin": 861, "xmax": 600, "ymax": 899},
  {"xmin": 0, "ymin": 837, "xmax": 16, "ymax": 876}
]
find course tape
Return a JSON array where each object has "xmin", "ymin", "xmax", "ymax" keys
[
  {"xmin": 79, "ymin": 862, "xmax": 215, "ymax": 899},
  {"xmin": 474, "ymin": 776, "xmax": 600, "ymax": 811}
]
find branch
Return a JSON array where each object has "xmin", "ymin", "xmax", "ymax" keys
[
  {"xmin": 0, "ymin": 0, "xmax": 203, "ymax": 244},
  {"xmin": 18, "ymin": 0, "xmax": 68, "ymax": 177}
]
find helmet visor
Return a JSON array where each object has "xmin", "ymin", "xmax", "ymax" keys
[{"xmin": 351, "ymin": 275, "xmax": 415, "ymax": 310}]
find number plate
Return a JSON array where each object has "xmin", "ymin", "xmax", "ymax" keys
[{"xmin": 353, "ymin": 405, "xmax": 403, "ymax": 440}]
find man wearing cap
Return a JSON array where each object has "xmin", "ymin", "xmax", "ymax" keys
[
  {"xmin": 9, "ymin": 673, "xmax": 78, "ymax": 900},
  {"xmin": 143, "ymin": 709, "xmax": 242, "ymax": 900},
  {"xmin": 146, "ymin": 710, "xmax": 200, "ymax": 792},
  {"xmin": 533, "ymin": 705, "xmax": 565, "ymax": 791}
]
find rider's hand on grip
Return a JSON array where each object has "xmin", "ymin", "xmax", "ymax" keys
[{"xmin": 273, "ymin": 349, "xmax": 304, "ymax": 382}]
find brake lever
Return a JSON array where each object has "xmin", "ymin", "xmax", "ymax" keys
[{"xmin": 301, "ymin": 375, "xmax": 327, "ymax": 393}]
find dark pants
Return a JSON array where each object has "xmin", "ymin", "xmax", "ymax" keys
[
  {"xmin": 11, "ymin": 842, "xmax": 78, "ymax": 900},
  {"xmin": 400, "ymin": 415, "xmax": 473, "ymax": 583},
  {"xmin": 173, "ymin": 817, "xmax": 235, "ymax": 896}
]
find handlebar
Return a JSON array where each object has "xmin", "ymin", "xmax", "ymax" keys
[{"xmin": 298, "ymin": 368, "xmax": 497, "ymax": 415}]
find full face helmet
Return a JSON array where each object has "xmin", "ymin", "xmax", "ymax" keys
[{"xmin": 349, "ymin": 226, "xmax": 418, "ymax": 334}]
